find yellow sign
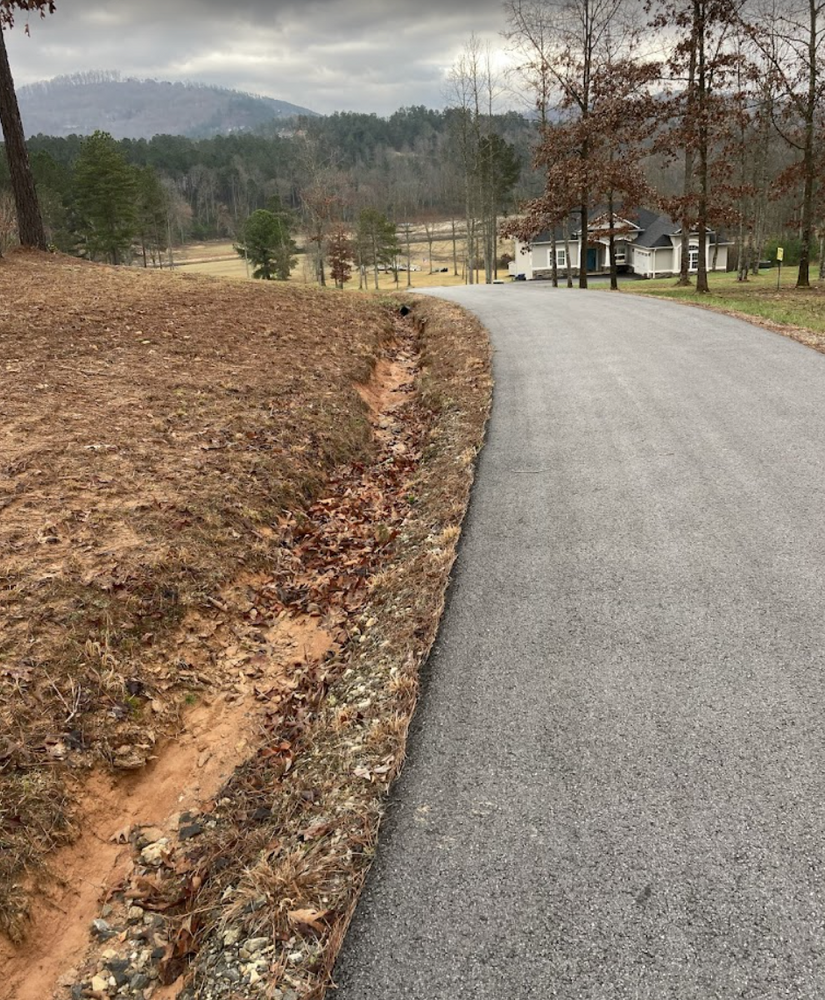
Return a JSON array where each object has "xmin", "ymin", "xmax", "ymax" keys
[{"xmin": 777, "ymin": 247, "xmax": 784, "ymax": 261}]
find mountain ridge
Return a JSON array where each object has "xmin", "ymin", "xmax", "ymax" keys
[{"xmin": 18, "ymin": 71, "xmax": 318, "ymax": 140}]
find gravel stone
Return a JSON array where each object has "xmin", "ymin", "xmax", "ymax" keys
[
  {"xmin": 91, "ymin": 918, "xmax": 115, "ymax": 940},
  {"xmin": 139, "ymin": 839, "xmax": 169, "ymax": 865},
  {"xmin": 222, "ymin": 927, "xmax": 241, "ymax": 947}
]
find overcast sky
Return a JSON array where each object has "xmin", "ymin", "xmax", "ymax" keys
[{"xmin": 4, "ymin": 0, "xmax": 518, "ymax": 116}]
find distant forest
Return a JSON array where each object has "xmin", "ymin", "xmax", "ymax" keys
[
  {"xmin": 0, "ymin": 101, "xmax": 815, "ymax": 274},
  {"xmin": 0, "ymin": 107, "xmax": 543, "ymax": 249}
]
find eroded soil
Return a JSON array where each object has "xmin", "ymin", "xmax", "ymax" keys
[{"xmin": 0, "ymin": 253, "xmax": 492, "ymax": 999}]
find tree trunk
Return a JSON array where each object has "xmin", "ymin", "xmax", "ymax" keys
[
  {"xmin": 695, "ymin": 0, "xmax": 710, "ymax": 294},
  {"xmin": 563, "ymin": 221, "xmax": 573, "ymax": 288},
  {"xmin": 677, "ymin": 4, "xmax": 699, "ymax": 288},
  {"xmin": 579, "ymin": 201, "xmax": 588, "ymax": 289},
  {"xmin": 0, "ymin": 28, "xmax": 47, "ymax": 250},
  {"xmin": 796, "ymin": 0, "xmax": 819, "ymax": 288},
  {"xmin": 608, "ymin": 193, "xmax": 618, "ymax": 291},
  {"xmin": 678, "ymin": 151, "xmax": 695, "ymax": 286},
  {"xmin": 819, "ymin": 233, "xmax": 824, "ymax": 280},
  {"xmin": 451, "ymin": 219, "xmax": 458, "ymax": 275}
]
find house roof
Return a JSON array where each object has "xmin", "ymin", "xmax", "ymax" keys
[
  {"xmin": 635, "ymin": 212, "xmax": 679, "ymax": 248},
  {"xmin": 522, "ymin": 209, "xmax": 725, "ymax": 247}
]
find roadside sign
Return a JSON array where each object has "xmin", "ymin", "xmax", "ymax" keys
[
  {"xmin": 777, "ymin": 247, "xmax": 784, "ymax": 261},
  {"xmin": 776, "ymin": 247, "xmax": 783, "ymax": 288}
]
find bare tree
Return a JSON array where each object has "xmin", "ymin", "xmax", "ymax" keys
[
  {"xmin": 745, "ymin": 0, "xmax": 824, "ymax": 287},
  {"xmin": 446, "ymin": 35, "xmax": 511, "ymax": 284},
  {"xmin": 505, "ymin": 0, "xmax": 632, "ymax": 288},
  {"xmin": 651, "ymin": 0, "xmax": 746, "ymax": 292}
]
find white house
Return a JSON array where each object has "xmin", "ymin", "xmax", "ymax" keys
[{"xmin": 511, "ymin": 209, "xmax": 731, "ymax": 280}]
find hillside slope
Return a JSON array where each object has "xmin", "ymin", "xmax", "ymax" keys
[
  {"xmin": 18, "ymin": 73, "xmax": 317, "ymax": 139},
  {"xmin": 0, "ymin": 251, "xmax": 491, "ymax": 1000}
]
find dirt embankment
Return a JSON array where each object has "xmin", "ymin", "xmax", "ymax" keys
[{"xmin": 0, "ymin": 251, "xmax": 492, "ymax": 999}]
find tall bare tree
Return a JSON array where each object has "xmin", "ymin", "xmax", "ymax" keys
[
  {"xmin": 505, "ymin": 0, "xmax": 631, "ymax": 287},
  {"xmin": 651, "ymin": 0, "xmax": 745, "ymax": 292},
  {"xmin": 446, "ymin": 35, "xmax": 515, "ymax": 284},
  {"xmin": 745, "ymin": 0, "xmax": 824, "ymax": 287},
  {"xmin": 0, "ymin": 1, "xmax": 54, "ymax": 250}
]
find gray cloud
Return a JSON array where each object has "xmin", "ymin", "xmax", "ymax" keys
[{"xmin": 4, "ymin": 0, "xmax": 513, "ymax": 115}]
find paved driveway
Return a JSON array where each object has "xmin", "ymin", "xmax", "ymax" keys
[{"xmin": 333, "ymin": 285, "xmax": 825, "ymax": 999}]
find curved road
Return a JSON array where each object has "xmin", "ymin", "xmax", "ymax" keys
[{"xmin": 333, "ymin": 285, "xmax": 825, "ymax": 999}]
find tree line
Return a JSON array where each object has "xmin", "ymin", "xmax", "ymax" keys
[
  {"xmin": 0, "ymin": 0, "xmax": 822, "ymax": 289},
  {"xmin": 0, "ymin": 108, "xmax": 534, "ymax": 270},
  {"xmin": 504, "ymin": 0, "xmax": 824, "ymax": 290}
]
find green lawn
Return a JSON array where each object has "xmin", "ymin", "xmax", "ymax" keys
[{"xmin": 624, "ymin": 268, "xmax": 825, "ymax": 337}]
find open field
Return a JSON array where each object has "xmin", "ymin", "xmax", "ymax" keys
[
  {"xmin": 625, "ymin": 268, "xmax": 825, "ymax": 348},
  {"xmin": 172, "ymin": 229, "xmax": 514, "ymax": 291},
  {"xmin": 0, "ymin": 250, "xmax": 491, "ymax": 999}
]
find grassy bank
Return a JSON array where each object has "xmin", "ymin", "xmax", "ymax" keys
[{"xmin": 625, "ymin": 269, "xmax": 825, "ymax": 347}]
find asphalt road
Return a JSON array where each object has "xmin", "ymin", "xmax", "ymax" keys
[{"xmin": 332, "ymin": 285, "xmax": 825, "ymax": 999}]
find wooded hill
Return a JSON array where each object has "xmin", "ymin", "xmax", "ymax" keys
[
  {"xmin": 17, "ymin": 72, "xmax": 317, "ymax": 140},
  {"xmin": 6, "ymin": 107, "xmax": 539, "ymax": 252}
]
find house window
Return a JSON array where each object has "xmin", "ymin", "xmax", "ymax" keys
[
  {"xmin": 556, "ymin": 247, "xmax": 567, "ymax": 268},
  {"xmin": 688, "ymin": 246, "xmax": 699, "ymax": 271}
]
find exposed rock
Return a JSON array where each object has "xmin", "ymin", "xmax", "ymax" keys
[
  {"xmin": 134, "ymin": 826, "xmax": 165, "ymax": 849},
  {"xmin": 222, "ymin": 927, "xmax": 241, "ymax": 947},
  {"xmin": 140, "ymin": 839, "xmax": 169, "ymax": 866},
  {"xmin": 91, "ymin": 918, "xmax": 115, "ymax": 940}
]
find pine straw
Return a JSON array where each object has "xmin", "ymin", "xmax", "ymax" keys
[{"xmin": 0, "ymin": 249, "xmax": 394, "ymax": 940}]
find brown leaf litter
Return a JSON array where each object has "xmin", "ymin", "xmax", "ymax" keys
[{"xmin": 0, "ymin": 250, "xmax": 492, "ymax": 999}]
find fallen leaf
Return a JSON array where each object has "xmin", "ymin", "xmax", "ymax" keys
[{"xmin": 287, "ymin": 908, "xmax": 330, "ymax": 933}]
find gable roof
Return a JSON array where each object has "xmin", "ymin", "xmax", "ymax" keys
[
  {"xmin": 635, "ymin": 212, "xmax": 679, "ymax": 248},
  {"xmin": 519, "ymin": 208, "xmax": 725, "ymax": 247}
]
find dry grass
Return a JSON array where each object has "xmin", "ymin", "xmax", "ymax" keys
[
  {"xmin": 0, "ymin": 248, "xmax": 493, "ymax": 1000},
  {"xmin": 0, "ymin": 249, "xmax": 391, "ymax": 938},
  {"xmin": 170, "ymin": 235, "xmax": 513, "ymax": 290}
]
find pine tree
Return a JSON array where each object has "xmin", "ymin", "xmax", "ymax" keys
[
  {"xmin": 134, "ymin": 166, "xmax": 169, "ymax": 268},
  {"xmin": 73, "ymin": 131, "xmax": 137, "ymax": 264},
  {"xmin": 327, "ymin": 225, "xmax": 354, "ymax": 289},
  {"xmin": 234, "ymin": 207, "xmax": 297, "ymax": 280},
  {"xmin": 355, "ymin": 209, "xmax": 400, "ymax": 289}
]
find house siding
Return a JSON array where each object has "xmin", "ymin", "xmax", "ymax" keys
[{"xmin": 514, "ymin": 221, "xmax": 731, "ymax": 281}]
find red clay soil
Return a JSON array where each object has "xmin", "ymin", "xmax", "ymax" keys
[{"xmin": 0, "ymin": 251, "xmax": 493, "ymax": 999}]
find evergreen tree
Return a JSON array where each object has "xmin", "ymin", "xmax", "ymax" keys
[
  {"xmin": 234, "ymin": 207, "xmax": 297, "ymax": 280},
  {"xmin": 327, "ymin": 225, "xmax": 354, "ymax": 289},
  {"xmin": 134, "ymin": 166, "xmax": 169, "ymax": 267},
  {"xmin": 356, "ymin": 208, "xmax": 400, "ymax": 289},
  {"xmin": 73, "ymin": 130, "xmax": 137, "ymax": 264}
]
